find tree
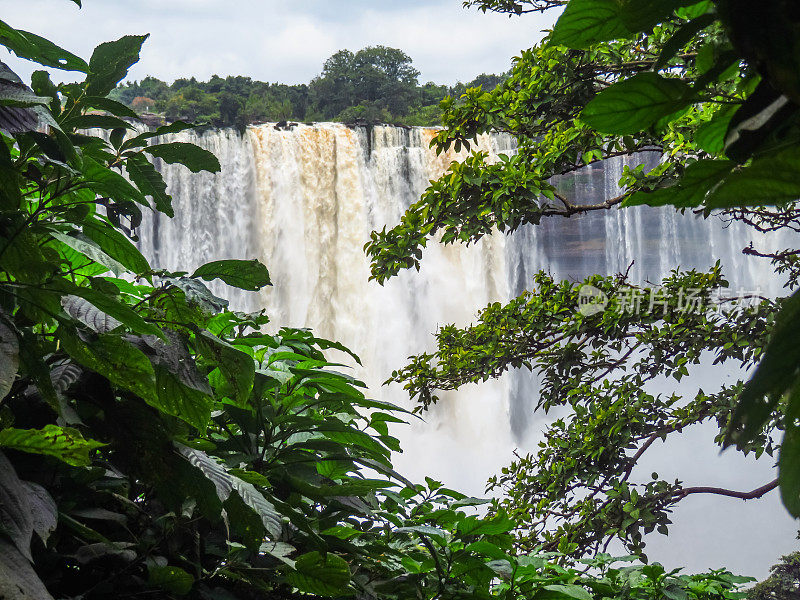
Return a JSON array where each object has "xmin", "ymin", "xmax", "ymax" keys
[
  {"xmin": 309, "ymin": 46, "xmax": 421, "ymax": 120},
  {"xmin": 218, "ymin": 90, "xmax": 244, "ymax": 129},
  {"xmin": 365, "ymin": 0, "xmax": 800, "ymax": 556},
  {"xmin": 130, "ymin": 95, "xmax": 155, "ymax": 112},
  {"xmin": 309, "ymin": 49, "xmax": 358, "ymax": 119},
  {"xmin": 351, "ymin": 46, "xmax": 420, "ymax": 115},
  {"xmin": 749, "ymin": 551, "xmax": 800, "ymax": 600}
]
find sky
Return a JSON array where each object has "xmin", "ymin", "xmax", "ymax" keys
[{"xmin": 4, "ymin": 0, "xmax": 558, "ymax": 86}]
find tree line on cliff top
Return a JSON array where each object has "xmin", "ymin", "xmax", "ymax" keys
[{"xmin": 110, "ymin": 45, "xmax": 507, "ymax": 129}]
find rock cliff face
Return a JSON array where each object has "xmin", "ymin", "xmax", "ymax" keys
[{"xmin": 138, "ymin": 112, "xmax": 166, "ymax": 127}]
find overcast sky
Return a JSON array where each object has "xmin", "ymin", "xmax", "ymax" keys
[{"xmin": 4, "ymin": 1, "xmax": 558, "ymax": 86}]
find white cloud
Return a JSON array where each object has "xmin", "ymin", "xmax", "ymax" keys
[{"xmin": 2, "ymin": 0, "xmax": 557, "ymax": 85}]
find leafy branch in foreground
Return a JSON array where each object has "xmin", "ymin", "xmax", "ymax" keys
[
  {"xmin": 366, "ymin": 0, "xmax": 800, "ymax": 531},
  {"xmin": 390, "ymin": 266, "xmax": 782, "ymax": 556}
]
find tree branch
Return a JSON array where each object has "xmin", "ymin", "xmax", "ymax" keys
[
  {"xmin": 544, "ymin": 192, "xmax": 626, "ymax": 217},
  {"xmin": 675, "ymin": 478, "xmax": 779, "ymax": 500}
]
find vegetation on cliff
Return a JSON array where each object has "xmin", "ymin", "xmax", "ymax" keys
[{"xmin": 110, "ymin": 46, "xmax": 507, "ymax": 129}]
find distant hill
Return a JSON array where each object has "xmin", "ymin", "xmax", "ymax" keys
[{"xmin": 110, "ymin": 46, "xmax": 507, "ymax": 130}]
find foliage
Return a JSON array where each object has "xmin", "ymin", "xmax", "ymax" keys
[
  {"xmin": 748, "ymin": 551, "xmax": 800, "ymax": 600},
  {"xmin": 365, "ymin": 0, "xmax": 800, "ymax": 556},
  {"xmin": 111, "ymin": 49, "xmax": 508, "ymax": 128},
  {"xmin": 308, "ymin": 46, "xmax": 420, "ymax": 120},
  {"xmin": 391, "ymin": 266, "xmax": 781, "ymax": 556},
  {"xmin": 0, "ymin": 6, "xmax": 753, "ymax": 599}
]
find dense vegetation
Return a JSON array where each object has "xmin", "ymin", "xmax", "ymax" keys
[
  {"xmin": 0, "ymin": 0, "xmax": 796, "ymax": 597},
  {"xmin": 366, "ymin": 0, "xmax": 800, "ymax": 571},
  {"xmin": 110, "ymin": 46, "xmax": 507, "ymax": 129}
]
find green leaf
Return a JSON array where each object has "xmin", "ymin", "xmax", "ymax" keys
[
  {"xmin": 229, "ymin": 469, "xmax": 270, "ymax": 488},
  {"xmin": 175, "ymin": 445, "xmax": 282, "ymax": 537},
  {"xmin": 308, "ymin": 478, "xmax": 397, "ymax": 498},
  {"xmin": 619, "ymin": 0, "xmax": 683, "ymax": 34},
  {"xmin": 0, "ymin": 425, "xmax": 104, "ymax": 466},
  {"xmin": 60, "ymin": 287, "xmax": 163, "ymax": 338},
  {"xmin": 0, "ymin": 19, "xmax": 88, "ymax": 72},
  {"xmin": 780, "ymin": 386, "xmax": 800, "ymax": 516},
  {"xmin": 624, "ymin": 159, "xmax": 733, "ymax": 208},
  {"xmin": 153, "ymin": 366, "xmax": 213, "ymax": 432},
  {"xmin": 0, "ymin": 139, "xmax": 21, "ymax": 209},
  {"xmin": 48, "ymin": 230, "xmax": 126, "ymax": 277},
  {"xmin": 705, "ymin": 147, "xmax": 800, "ymax": 208},
  {"xmin": 655, "ymin": 13, "xmax": 717, "ymax": 70},
  {"xmin": 394, "ymin": 525, "xmax": 448, "ymax": 545},
  {"xmin": 17, "ymin": 334, "xmax": 60, "ymax": 413},
  {"xmin": 81, "ymin": 96, "xmax": 139, "ymax": 119},
  {"xmin": 676, "ymin": 0, "xmax": 712, "ymax": 19},
  {"xmin": 320, "ymin": 428, "xmax": 391, "ymax": 461},
  {"xmin": 727, "ymin": 288, "xmax": 800, "ymax": 448},
  {"xmin": 540, "ymin": 584, "xmax": 593, "ymax": 600},
  {"xmin": 30, "ymin": 70, "xmax": 60, "ymax": 114},
  {"xmin": 320, "ymin": 525, "xmax": 361, "ymax": 540},
  {"xmin": 582, "ymin": 73, "xmax": 695, "ymax": 134},
  {"xmin": 451, "ymin": 496, "xmax": 491, "ymax": 508},
  {"xmin": 456, "ymin": 512, "xmax": 514, "ymax": 536},
  {"xmin": 550, "ymin": 0, "xmax": 630, "ymax": 49},
  {"xmin": 59, "ymin": 329, "xmax": 158, "ymax": 404},
  {"xmin": 82, "ymin": 218, "xmax": 151, "ymax": 276},
  {"xmin": 351, "ymin": 456, "xmax": 416, "ymax": 488},
  {"xmin": 192, "ymin": 259, "xmax": 272, "ymax": 291},
  {"xmin": 64, "ymin": 114, "xmax": 134, "ymax": 131},
  {"xmin": 147, "ymin": 565, "xmax": 194, "ymax": 596},
  {"xmin": 122, "ymin": 121, "xmax": 195, "ymax": 150},
  {"xmin": 550, "ymin": 0, "xmax": 698, "ymax": 48},
  {"xmin": 82, "ymin": 157, "xmax": 147, "ymax": 206},
  {"xmin": 663, "ymin": 585, "xmax": 689, "ymax": 600},
  {"xmin": 286, "ymin": 551, "xmax": 351, "ymax": 596},
  {"xmin": 86, "ymin": 35, "xmax": 149, "ymax": 97},
  {"xmin": 144, "ymin": 142, "xmax": 221, "ymax": 173},
  {"xmin": 695, "ymin": 105, "xmax": 738, "ymax": 154},
  {"xmin": 194, "ymin": 329, "xmax": 254, "ymax": 406},
  {"xmin": 126, "ymin": 153, "xmax": 173, "ymax": 217},
  {"xmin": 465, "ymin": 540, "xmax": 509, "ymax": 560}
]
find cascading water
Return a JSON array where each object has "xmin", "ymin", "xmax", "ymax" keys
[{"xmin": 138, "ymin": 123, "xmax": 797, "ymax": 577}]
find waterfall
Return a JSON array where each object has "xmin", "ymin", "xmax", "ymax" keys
[{"xmin": 138, "ymin": 123, "xmax": 797, "ymax": 577}]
